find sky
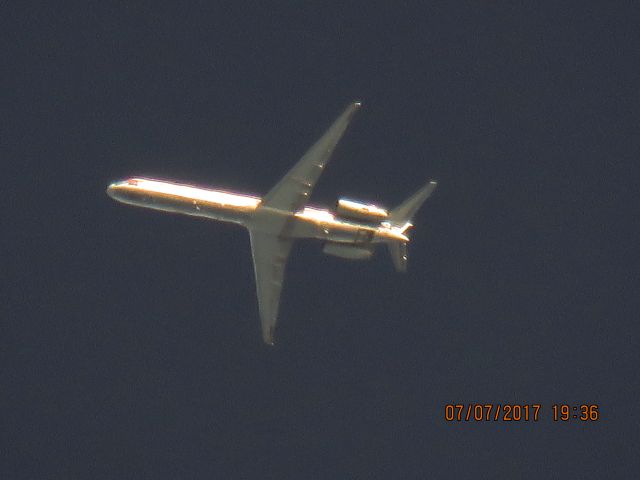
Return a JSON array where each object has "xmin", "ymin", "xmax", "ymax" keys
[{"xmin": 3, "ymin": 2, "xmax": 639, "ymax": 478}]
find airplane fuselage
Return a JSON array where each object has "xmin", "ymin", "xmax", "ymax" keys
[
  {"xmin": 106, "ymin": 102, "xmax": 436, "ymax": 345},
  {"xmin": 106, "ymin": 177, "xmax": 407, "ymax": 244}
]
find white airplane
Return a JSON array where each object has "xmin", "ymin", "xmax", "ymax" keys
[{"xmin": 107, "ymin": 102, "xmax": 437, "ymax": 345}]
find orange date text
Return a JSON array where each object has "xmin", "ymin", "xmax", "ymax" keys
[{"xmin": 444, "ymin": 403, "xmax": 541, "ymax": 422}]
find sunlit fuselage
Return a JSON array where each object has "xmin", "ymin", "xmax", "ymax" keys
[{"xmin": 106, "ymin": 178, "xmax": 408, "ymax": 243}]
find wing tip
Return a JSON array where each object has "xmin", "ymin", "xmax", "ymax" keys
[{"xmin": 263, "ymin": 328, "xmax": 276, "ymax": 346}]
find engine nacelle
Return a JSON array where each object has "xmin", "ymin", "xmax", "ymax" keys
[
  {"xmin": 322, "ymin": 242, "xmax": 374, "ymax": 260},
  {"xmin": 335, "ymin": 198, "xmax": 388, "ymax": 223}
]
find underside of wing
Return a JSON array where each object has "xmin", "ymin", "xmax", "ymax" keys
[
  {"xmin": 249, "ymin": 230, "xmax": 293, "ymax": 345},
  {"xmin": 260, "ymin": 101, "xmax": 362, "ymax": 214}
]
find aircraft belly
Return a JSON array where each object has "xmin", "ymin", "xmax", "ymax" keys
[
  {"xmin": 288, "ymin": 216, "xmax": 377, "ymax": 243},
  {"xmin": 288, "ymin": 217, "xmax": 327, "ymax": 239},
  {"xmin": 128, "ymin": 191, "xmax": 250, "ymax": 225},
  {"xmin": 325, "ymin": 225, "xmax": 376, "ymax": 244}
]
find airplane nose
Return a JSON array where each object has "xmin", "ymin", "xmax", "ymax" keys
[
  {"xmin": 106, "ymin": 183, "xmax": 117, "ymax": 198},
  {"xmin": 106, "ymin": 181, "xmax": 125, "ymax": 200}
]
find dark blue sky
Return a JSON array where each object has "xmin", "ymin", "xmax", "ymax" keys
[{"xmin": 4, "ymin": 2, "xmax": 638, "ymax": 478}]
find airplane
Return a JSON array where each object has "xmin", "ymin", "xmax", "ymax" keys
[{"xmin": 106, "ymin": 102, "xmax": 437, "ymax": 345}]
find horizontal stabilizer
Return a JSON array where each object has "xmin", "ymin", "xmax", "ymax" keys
[
  {"xmin": 387, "ymin": 180, "xmax": 437, "ymax": 225},
  {"xmin": 387, "ymin": 240, "xmax": 408, "ymax": 272}
]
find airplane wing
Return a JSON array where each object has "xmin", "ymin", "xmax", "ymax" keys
[
  {"xmin": 260, "ymin": 101, "xmax": 362, "ymax": 213},
  {"xmin": 249, "ymin": 230, "xmax": 293, "ymax": 345},
  {"xmin": 248, "ymin": 102, "xmax": 361, "ymax": 344}
]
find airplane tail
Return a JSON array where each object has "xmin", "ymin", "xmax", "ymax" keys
[
  {"xmin": 385, "ymin": 180, "xmax": 437, "ymax": 272},
  {"xmin": 387, "ymin": 239, "xmax": 409, "ymax": 272}
]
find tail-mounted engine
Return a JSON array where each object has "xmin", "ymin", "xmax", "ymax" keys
[
  {"xmin": 322, "ymin": 242, "xmax": 374, "ymax": 260},
  {"xmin": 335, "ymin": 198, "xmax": 388, "ymax": 223}
]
